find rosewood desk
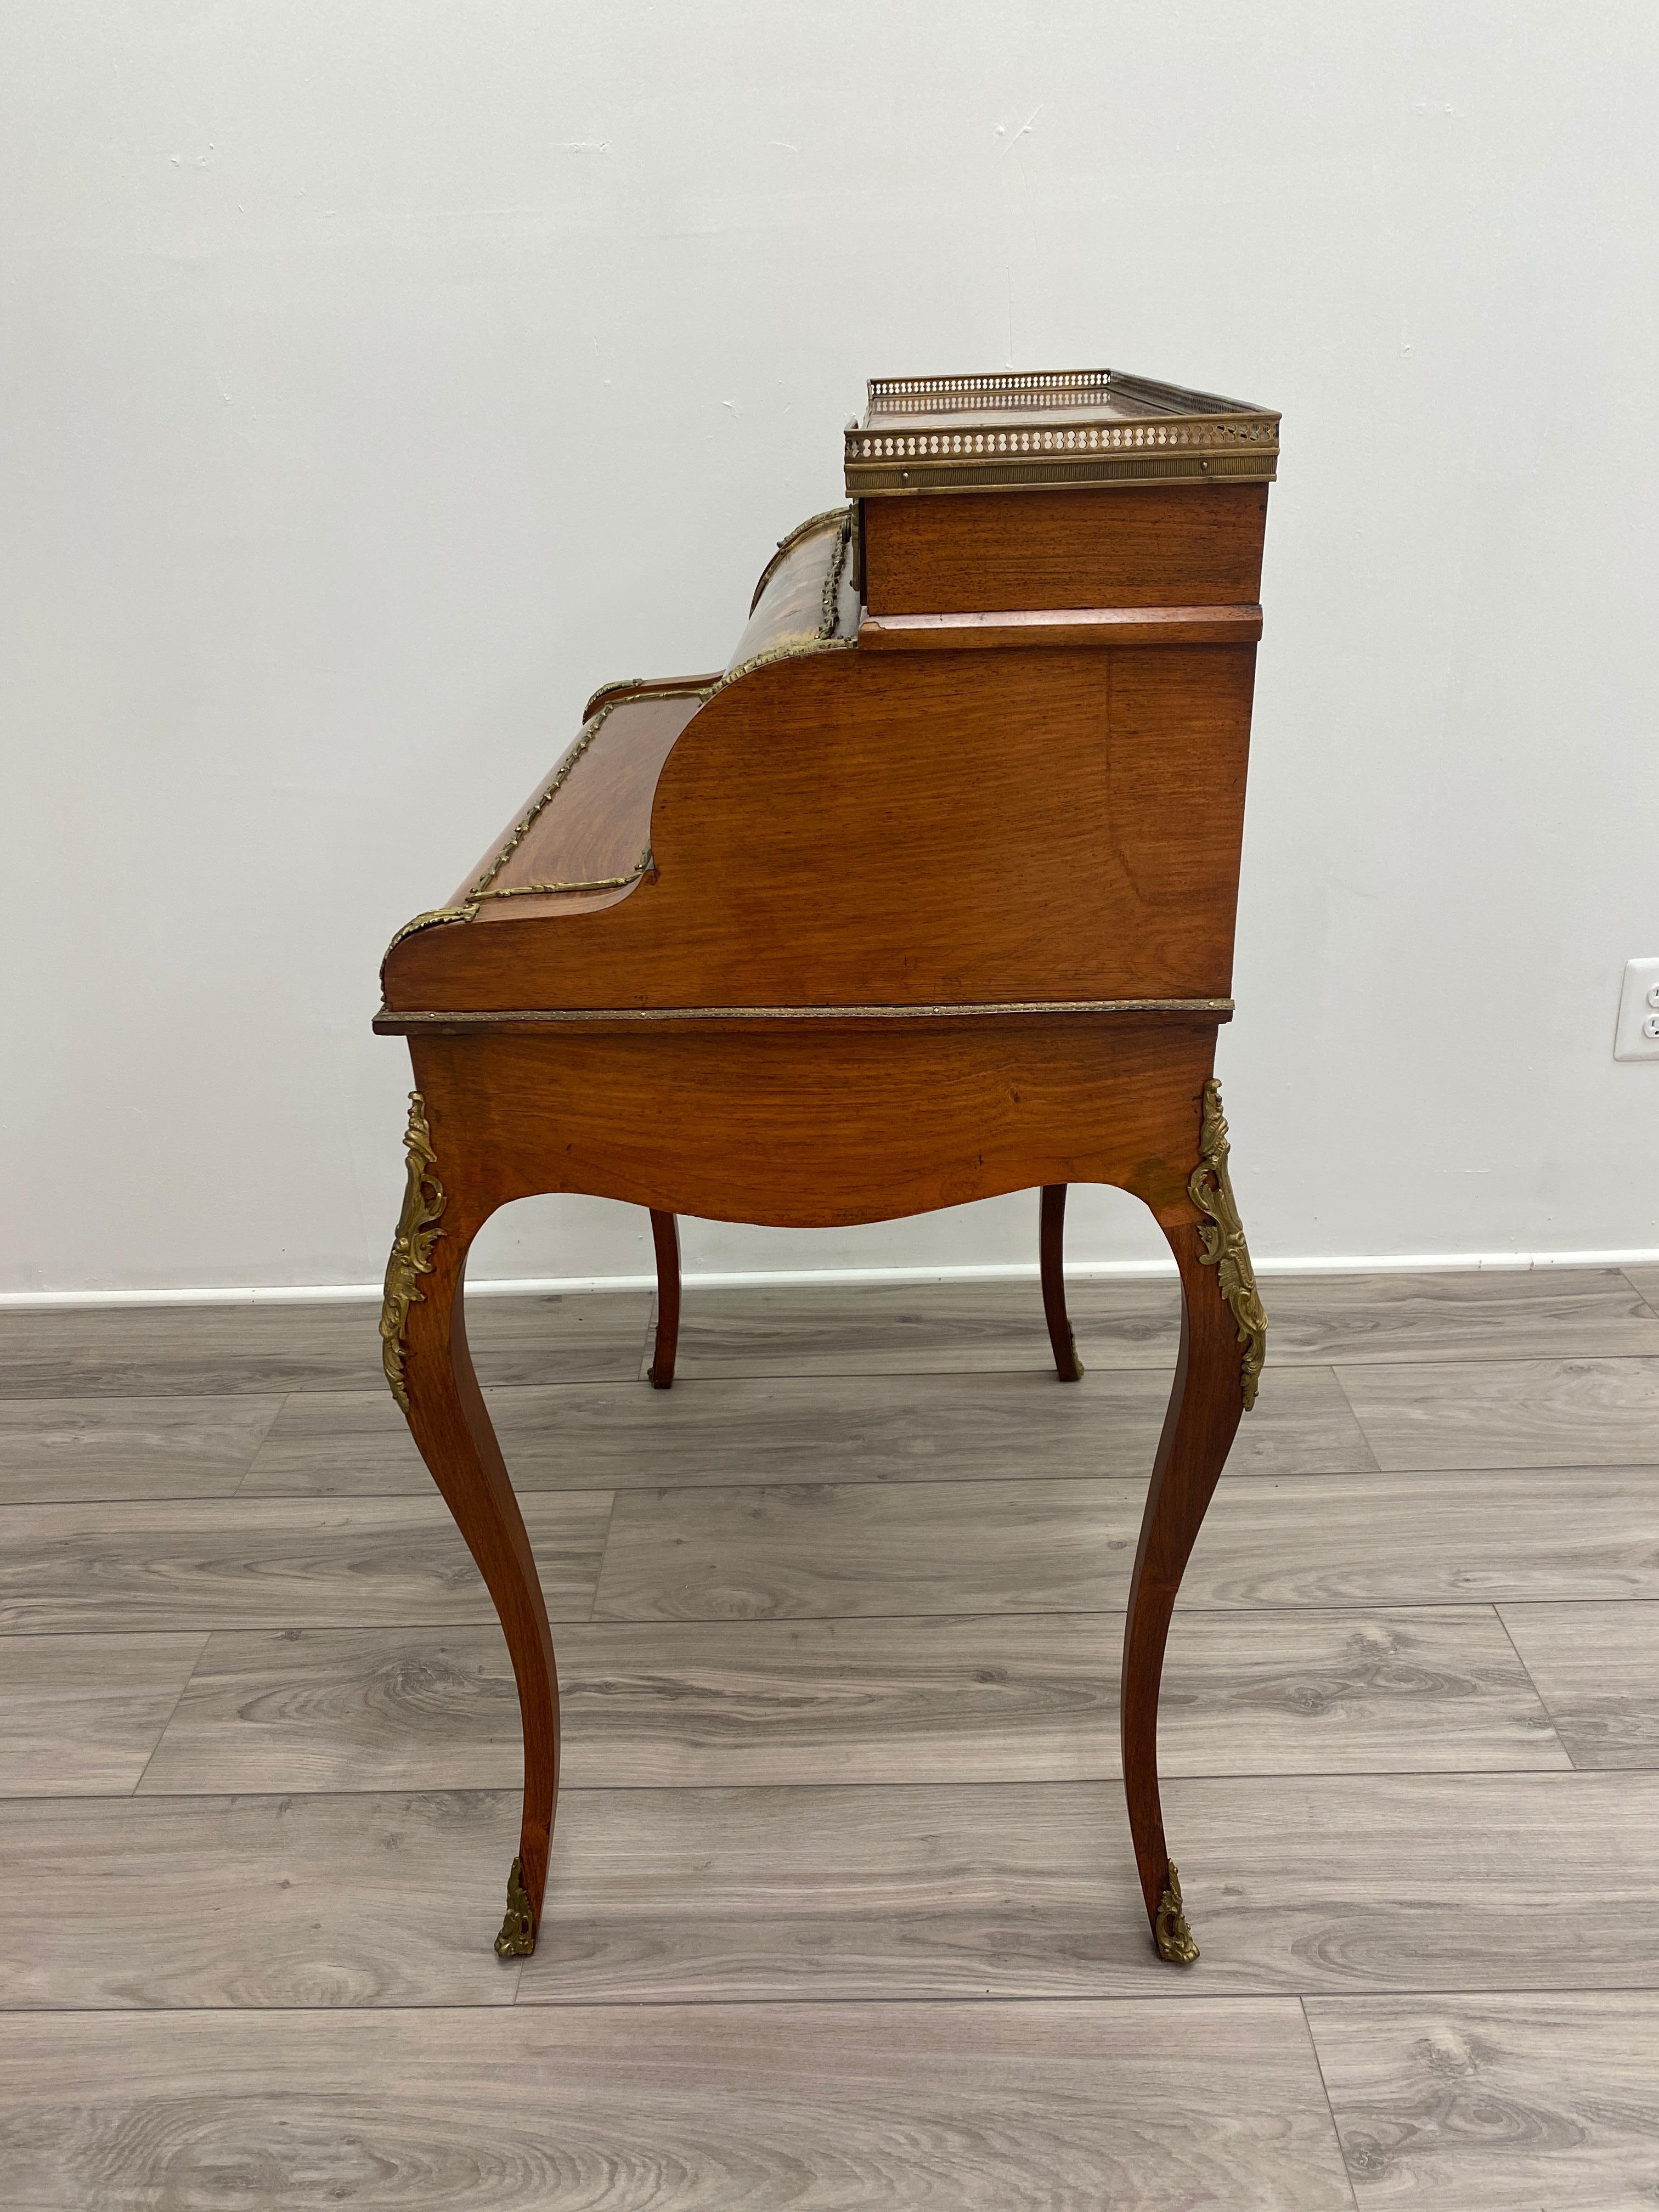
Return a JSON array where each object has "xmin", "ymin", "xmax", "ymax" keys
[{"xmin": 373, "ymin": 366, "xmax": 1277, "ymax": 1969}]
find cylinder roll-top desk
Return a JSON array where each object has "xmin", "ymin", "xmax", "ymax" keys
[{"xmin": 374, "ymin": 367, "xmax": 1278, "ymax": 1968}]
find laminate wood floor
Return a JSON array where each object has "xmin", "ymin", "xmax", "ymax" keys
[{"xmin": 3, "ymin": 1263, "xmax": 1657, "ymax": 2208}]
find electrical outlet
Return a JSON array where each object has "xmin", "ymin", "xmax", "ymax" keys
[{"xmin": 1613, "ymin": 958, "xmax": 1659, "ymax": 1061}]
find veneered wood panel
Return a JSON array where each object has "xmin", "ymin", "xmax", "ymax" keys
[
  {"xmin": 386, "ymin": 645, "xmax": 1256, "ymax": 1011},
  {"xmin": 862, "ymin": 484, "xmax": 1268, "ymax": 613},
  {"xmin": 408, "ymin": 1015, "xmax": 1218, "ymax": 1229},
  {"xmin": 452, "ymin": 692, "xmax": 703, "ymax": 920}
]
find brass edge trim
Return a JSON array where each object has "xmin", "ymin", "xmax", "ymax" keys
[
  {"xmin": 580, "ymin": 675, "xmax": 650, "ymax": 719},
  {"xmin": 848, "ymin": 449, "xmax": 1277, "ymax": 496},
  {"xmin": 379, "ymin": 1092, "xmax": 446, "ymax": 1414},
  {"xmin": 715, "ymin": 510, "xmax": 857, "ymax": 693},
  {"xmin": 716, "ymin": 635, "xmax": 856, "ymax": 690},
  {"xmin": 374, "ymin": 997, "xmax": 1235, "ymax": 1029},
  {"xmin": 859, "ymin": 605, "xmax": 1263, "ymax": 648},
  {"xmin": 467, "ymin": 706, "xmax": 614, "ymax": 897},
  {"xmin": 581, "ymin": 673, "xmax": 725, "ymax": 720},
  {"xmin": 820, "ymin": 506, "xmax": 855, "ymax": 637},
  {"xmin": 466, "ymin": 686, "xmax": 712, "ymax": 902},
  {"xmin": 379, "ymin": 905, "xmax": 481, "ymax": 987},
  {"xmin": 470, "ymin": 846, "xmax": 653, "ymax": 904},
  {"xmin": 1187, "ymin": 1077, "xmax": 1268, "ymax": 1411},
  {"xmin": 1153, "ymin": 1863, "xmax": 1199, "ymax": 1964},
  {"xmin": 747, "ymin": 505, "xmax": 853, "ymax": 615},
  {"xmin": 380, "ymin": 902, "xmax": 477, "ymax": 964}
]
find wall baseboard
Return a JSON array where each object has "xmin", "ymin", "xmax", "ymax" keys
[{"xmin": 4, "ymin": 1246, "xmax": 1658, "ymax": 1312}]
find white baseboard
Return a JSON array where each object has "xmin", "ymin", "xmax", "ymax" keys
[{"xmin": 3, "ymin": 1246, "xmax": 1658, "ymax": 1311}]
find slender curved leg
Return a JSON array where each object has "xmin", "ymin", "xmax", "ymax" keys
[
  {"xmin": 381, "ymin": 1093, "xmax": 558, "ymax": 1959},
  {"xmin": 1039, "ymin": 1183, "xmax": 1085, "ymax": 1381},
  {"xmin": 648, "ymin": 1210, "xmax": 681, "ymax": 1389},
  {"xmin": 1121, "ymin": 1081, "xmax": 1266, "ymax": 1963}
]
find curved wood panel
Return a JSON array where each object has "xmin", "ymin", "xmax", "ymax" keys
[
  {"xmin": 385, "ymin": 641, "xmax": 1255, "ymax": 1013},
  {"xmin": 452, "ymin": 691, "xmax": 704, "ymax": 922},
  {"xmin": 725, "ymin": 509, "xmax": 856, "ymax": 671}
]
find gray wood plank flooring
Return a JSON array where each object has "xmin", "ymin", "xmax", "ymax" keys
[
  {"xmin": 0, "ymin": 2001, "xmax": 1358, "ymax": 2211},
  {"xmin": 1336, "ymin": 1353, "xmax": 1659, "ymax": 1468},
  {"xmin": 0, "ymin": 1790, "xmax": 525, "ymax": 2008},
  {"xmin": 235, "ymin": 1363, "xmax": 1376, "ymax": 1498},
  {"xmin": 132, "ymin": 1605, "xmax": 1565, "ymax": 1796},
  {"xmin": 0, "ymin": 1393, "xmax": 283, "ymax": 1503},
  {"xmin": 508, "ymin": 1770, "xmax": 1659, "ymax": 2003},
  {"xmin": 4, "ymin": 1262, "xmax": 1657, "ymax": 2205},
  {"xmin": 589, "ymin": 1465, "xmax": 1659, "ymax": 1618},
  {"xmin": 0, "ymin": 1292, "xmax": 653, "ymax": 1397},
  {"xmin": 1257, "ymin": 1265, "xmax": 1659, "ymax": 1363},
  {"xmin": 664, "ymin": 1265, "xmax": 1659, "ymax": 1377},
  {"xmin": 1306, "ymin": 1993, "xmax": 1659, "ymax": 2208},
  {"xmin": 0, "ymin": 1632, "xmax": 206, "ymax": 1794},
  {"xmin": 659, "ymin": 1276, "xmax": 1182, "ymax": 1377},
  {"xmin": 0, "ymin": 1492, "xmax": 613, "ymax": 1632},
  {"xmin": 1498, "ymin": 1600, "xmax": 1659, "ymax": 1767}
]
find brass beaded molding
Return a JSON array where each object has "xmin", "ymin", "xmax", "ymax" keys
[{"xmin": 845, "ymin": 369, "xmax": 1279, "ymax": 494}]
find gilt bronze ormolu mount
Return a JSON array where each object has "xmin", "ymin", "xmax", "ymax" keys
[{"xmin": 373, "ymin": 365, "xmax": 1278, "ymax": 1972}]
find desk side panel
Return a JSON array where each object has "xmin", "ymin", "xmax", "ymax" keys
[
  {"xmin": 384, "ymin": 644, "xmax": 1256, "ymax": 1013},
  {"xmin": 408, "ymin": 1015, "xmax": 1220, "ymax": 1229}
]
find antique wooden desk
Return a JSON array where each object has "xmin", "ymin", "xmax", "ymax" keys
[{"xmin": 374, "ymin": 367, "xmax": 1277, "ymax": 1968}]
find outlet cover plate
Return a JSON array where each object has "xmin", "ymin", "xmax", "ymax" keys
[{"xmin": 1613, "ymin": 958, "xmax": 1659, "ymax": 1061}]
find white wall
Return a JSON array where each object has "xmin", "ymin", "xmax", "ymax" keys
[{"xmin": 5, "ymin": 2, "xmax": 1657, "ymax": 1297}]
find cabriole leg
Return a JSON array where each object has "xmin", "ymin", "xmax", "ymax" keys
[
  {"xmin": 380, "ymin": 1091, "xmax": 559, "ymax": 1959},
  {"xmin": 648, "ymin": 1209, "xmax": 681, "ymax": 1390},
  {"xmin": 1121, "ymin": 1080, "xmax": 1267, "ymax": 1963},
  {"xmin": 1039, "ymin": 1183, "xmax": 1085, "ymax": 1381}
]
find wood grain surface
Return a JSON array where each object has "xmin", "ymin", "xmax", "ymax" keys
[
  {"xmin": 1338, "ymin": 1355, "xmax": 1659, "ymax": 1468},
  {"xmin": 1306, "ymin": 1992, "xmax": 1659, "ymax": 2208},
  {"xmin": 0, "ymin": 1294, "xmax": 653, "ymax": 1398},
  {"xmin": 0, "ymin": 1395, "xmax": 282, "ymax": 1502},
  {"xmin": 235, "ymin": 1363, "xmax": 1374, "ymax": 1498},
  {"xmin": 861, "ymin": 482, "xmax": 1269, "ymax": 613},
  {"xmin": 658, "ymin": 1265, "xmax": 1659, "ymax": 1375},
  {"xmin": 0, "ymin": 1790, "xmax": 525, "ymax": 2008},
  {"xmin": 0, "ymin": 1492, "xmax": 613, "ymax": 1631},
  {"xmin": 508, "ymin": 1770, "xmax": 1659, "ymax": 2002},
  {"xmin": 658, "ymin": 1275, "xmax": 1183, "ymax": 1375},
  {"xmin": 589, "ymin": 1466, "xmax": 1659, "ymax": 1620},
  {"xmin": 1259, "ymin": 1264, "xmax": 1659, "ymax": 1364},
  {"xmin": 1498, "ymin": 1600, "xmax": 1659, "ymax": 1768},
  {"xmin": 133, "ymin": 1605, "xmax": 1565, "ymax": 1797},
  {"xmin": 0, "ymin": 1633, "xmax": 206, "ymax": 1794},
  {"xmin": 0, "ymin": 2000, "xmax": 1356, "ymax": 2211}
]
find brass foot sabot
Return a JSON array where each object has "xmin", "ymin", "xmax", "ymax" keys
[
  {"xmin": 1154, "ymin": 1862, "xmax": 1199, "ymax": 1965},
  {"xmin": 494, "ymin": 1855, "xmax": 537, "ymax": 1959}
]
